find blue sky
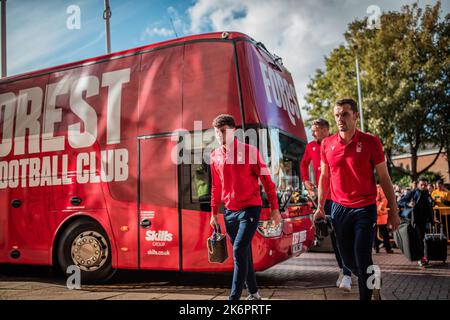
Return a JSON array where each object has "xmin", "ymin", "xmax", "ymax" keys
[
  {"xmin": 6, "ymin": 0, "xmax": 195, "ymax": 74},
  {"xmin": 3, "ymin": 0, "xmax": 449, "ymax": 131}
]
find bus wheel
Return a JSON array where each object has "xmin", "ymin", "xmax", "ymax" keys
[{"xmin": 57, "ymin": 218, "xmax": 116, "ymax": 284}]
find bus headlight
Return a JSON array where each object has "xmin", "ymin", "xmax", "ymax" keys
[{"xmin": 257, "ymin": 220, "xmax": 284, "ymax": 238}]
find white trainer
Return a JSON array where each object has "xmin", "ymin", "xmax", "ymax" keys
[
  {"xmin": 246, "ymin": 292, "xmax": 262, "ymax": 300},
  {"xmin": 339, "ymin": 275, "xmax": 352, "ymax": 292},
  {"xmin": 336, "ymin": 270, "xmax": 344, "ymax": 287}
]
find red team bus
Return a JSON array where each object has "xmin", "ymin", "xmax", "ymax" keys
[{"xmin": 0, "ymin": 32, "xmax": 314, "ymax": 282}]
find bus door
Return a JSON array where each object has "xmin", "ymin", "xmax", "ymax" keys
[{"xmin": 137, "ymin": 135, "xmax": 180, "ymax": 270}]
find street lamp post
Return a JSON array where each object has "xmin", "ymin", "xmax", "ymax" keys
[
  {"xmin": 1, "ymin": 0, "xmax": 6, "ymax": 78},
  {"xmin": 355, "ymin": 55, "xmax": 365, "ymax": 132}
]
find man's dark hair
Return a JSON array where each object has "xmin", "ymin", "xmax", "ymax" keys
[
  {"xmin": 437, "ymin": 179, "xmax": 444, "ymax": 185},
  {"xmin": 212, "ymin": 114, "xmax": 236, "ymax": 129},
  {"xmin": 418, "ymin": 177, "xmax": 429, "ymax": 183},
  {"xmin": 312, "ymin": 118, "xmax": 330, "ymax": 130},
  {"xmin": 335, "ymin": 98, "xmax": 358, "ymax": 113}
]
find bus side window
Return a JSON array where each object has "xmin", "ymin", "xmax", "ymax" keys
[
  {"xmin": 180, "ymin": 130, "xmax": 218, "ymax": 213},
  {"xmin": 181, "ymin": 162, "xmax": 212, "ymax": 213},
  {"xmin": 191, "ymin": 163, "xmax": 211, "ymax": 204}
]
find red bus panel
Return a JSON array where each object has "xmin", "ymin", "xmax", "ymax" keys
[
  {"xmin": 0, "ymin": 32, "xmax": 314, "ymax": 279},
  {"xmin": 183, "ymin": 42, "xmax": 242, "ymax": 131},
  {"xmin": 237, "ymin": 41, "xmax": 307, "ymax": 141}
]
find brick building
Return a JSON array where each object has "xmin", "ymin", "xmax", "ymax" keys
[{"xmin": 392, "ymin": 149, "xmax": 449, "ymax": 183}]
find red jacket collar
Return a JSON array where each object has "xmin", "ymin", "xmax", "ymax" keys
[
  {"xmin": 337, "ymin": 129, "xmax": 361, "ymax": 144},
  {"xmin": 220, "ymin": 137, "xmax": 239, "ymax": 154}
]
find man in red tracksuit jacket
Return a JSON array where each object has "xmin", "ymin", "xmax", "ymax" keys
[
  {"xmin": 209, "ymin": 114, "xmax": 281, "ymax": 301},
  {"xmin": 300, "ymin": 118, "xmax": 352, "ymax": 291}
]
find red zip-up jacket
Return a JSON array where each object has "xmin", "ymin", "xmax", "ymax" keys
[
  {"xmin": 210, "ymin": 138, "xmax": 279, "ymax": 214},
  {"xmin": 300, "ymin": 140, "xmax": 321, "ymax": 184},
  {"xmin": 300, "ymin": 139, "xmax": 332, "ymax": 200}
]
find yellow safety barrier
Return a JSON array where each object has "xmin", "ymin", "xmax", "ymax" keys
[
  {"xmin": 377, "ymin": 207, "xmax": 450, "ymax": 245},
  {"xmin": 433, "ymin": 206, "xmax": 450, "ymax": 244}
]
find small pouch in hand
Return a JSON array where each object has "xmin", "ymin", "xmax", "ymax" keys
[
  {"xmin": 207, "ymin": 225, "xmax": 228, "ymax": 264},
  {"xmin": 315, "ymin": 218, "xmax": 329, "ymax": 238}
]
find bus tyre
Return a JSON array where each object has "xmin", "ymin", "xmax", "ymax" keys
[{"xmin": 57, "ymin": 218, "xmax": 116, "ymax": 284}]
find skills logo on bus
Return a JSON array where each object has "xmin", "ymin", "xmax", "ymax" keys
[
  {"xmin": 145, "ymin": 230, "xmax": 173, "ymax": 256},
  {"xmin": 145, "ymin": 230, "xmax": 174, "ymax": 242}
]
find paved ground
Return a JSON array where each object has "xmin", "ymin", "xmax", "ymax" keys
[{"xmin": 0, "ymin": 248, "xmax": 449, "ymax": 300}]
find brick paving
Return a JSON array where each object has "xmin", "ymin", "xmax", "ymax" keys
[
  {"xmin": 374, "ymin": 250, "xmax": 450, "ymax": 300},
  {"xmin": 0, "ymin": 248, "xmax": 448, "ymax": 300}
]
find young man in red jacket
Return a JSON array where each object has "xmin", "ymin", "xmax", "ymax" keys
[
  {"xmin": 209, "ymin": 114, "xmax": 281, "ymax": 301},
  {"xmin": 314, "ymin": 99, "xmax": 400, "ymax": 300},
  {"xmin": 301, "ymin": 118, "xmax": 352, "ymax": 291}
]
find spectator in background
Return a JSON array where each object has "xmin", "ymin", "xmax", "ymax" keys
[
  {"xmin": 431, "ymin": 180, "xmax": 450, "ymax": 237},
  {"xmin": 431, "ymin": 180, "xmax": 450, "ymax": 207},
  {"xmin": 393, "ymin": 184, "xmax": 402, "ymax": 202},
  {"xmin": 398, "ymin": 177, "xmax": 435, "ymax": 267},
  {"xmin": 374, "ymin": 184, "xmax": 394, "ymax": 254},
  {"xmin": 403, "ymin": 187, "xmax": 411, "ymax": 197},
  {"xmin": 427, "ymin": 183, "xmax": 435, "ymax": 195},
  {"xmin": 192, "ymin": 164, "xmax": 211, "ymax": 212}
]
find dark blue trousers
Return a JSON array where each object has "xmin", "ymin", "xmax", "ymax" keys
[
  {"xmin": 224, "ymin": 206, "xmax": 261, "ymax": 300},
  {"xmin": 331, "ymin": 202, "xmax": 377, "ymax": 300},
  {"xmin": 325, "ymin": 200, "xmax": 352, "ymax": 276}
]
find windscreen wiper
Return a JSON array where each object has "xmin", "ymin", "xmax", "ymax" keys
[{"xmin": 280, "ymin": 190, "xmax": 293, "ymax": 212}]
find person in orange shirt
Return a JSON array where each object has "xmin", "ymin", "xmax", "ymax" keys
[{"xmin": 374, "ymin": 184, "xmax": 394, "ymax": 253}]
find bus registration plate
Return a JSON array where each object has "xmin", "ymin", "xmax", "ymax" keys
[{"xmin": 292, "ymin": 231, "xmax": 306, "ymax": 253}]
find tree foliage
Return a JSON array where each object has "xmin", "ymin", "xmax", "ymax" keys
[{"xmin": 304, "ymin": 1, "xmax": 449, "ymax": 181}]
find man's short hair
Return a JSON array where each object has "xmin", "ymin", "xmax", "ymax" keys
[
  {"xmin": 335, "ymin": 98, "xmax": 358, "ymax": 113},
  {"xmin": 418, "ymin": 177, "xmax": 429, "ymax": 183},
  {"xmin": 312, "ymin": 118, "xmax": 330, "ymax": 130},
  {"xmin": 437, "ymin": 179, "xmax": 444, "ymax": 185},
  {"xmin": 212, "ymin": 114, "xmax": 236, "ymax": 128}
]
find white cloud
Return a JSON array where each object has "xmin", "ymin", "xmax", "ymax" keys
[
  {"xmin": 185, "ymin": 0, "xmax": 448, "ymax": 140},
  {"xmin": 141, "ymin": 27, "xmax": 174, "ymax": 41},
  {"xmin": 168, "ymin": 6, "xmax": 190, "ymax": 36},
  {"xmin": 188, "ymin": 0, "xmax": 247, "ymax": 34},
  {"xmin": 140, "ymin": 6, "xmax": 191, "ymax": 42},
  {"xmin": 186, "ymin": 0, "xmax": 342, "ymax": 125},
  {"xmin": 6, "ymin": 0, "xmax": 447, "ymax": 142}
]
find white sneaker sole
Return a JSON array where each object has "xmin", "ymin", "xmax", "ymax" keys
[{"xmin": 339, "ymin": 285, "xmax": 352, "ymax": 292}]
